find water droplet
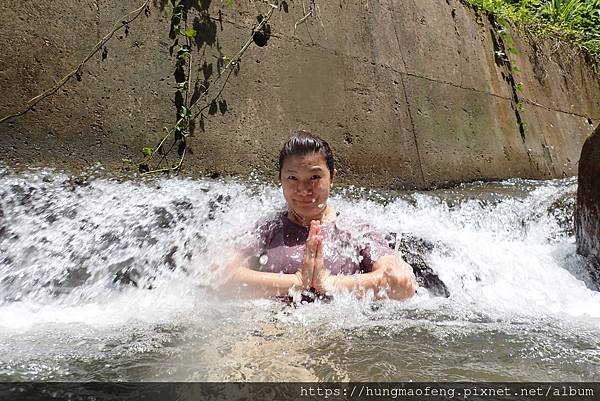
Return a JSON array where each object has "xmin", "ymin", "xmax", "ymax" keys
[
  {"xmin": 259, "ymin": 254, "xmax": 268, "ymax": 265},
  {"xmin": 317, "ymin": 203, "xmax": 325, "ymax": 209}
]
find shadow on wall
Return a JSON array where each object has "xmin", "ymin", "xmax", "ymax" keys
[{"xmin": 154, "ymin": 0, "xmax": 212, "ymax": 13}]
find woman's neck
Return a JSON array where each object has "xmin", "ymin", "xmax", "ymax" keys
[{"xmin": 287, "ymin": 206, "xmax": 335, "ymax": 227}]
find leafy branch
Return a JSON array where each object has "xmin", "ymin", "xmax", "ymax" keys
[
  {"xmin": 140, "ymin": 2, "xmax": 278, "ymax": 175},
  {"xmin": 294, "ymin": 0, "xmax": 324, "ymax": 34}
]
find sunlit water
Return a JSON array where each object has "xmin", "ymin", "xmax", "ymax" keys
[{"xmin": 0, "ymin": 165, "xmax": 598, "ymax": 381}]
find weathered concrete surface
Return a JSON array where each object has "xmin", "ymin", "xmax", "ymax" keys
[
  {"xmin": 575, "ymin": 124, "xmax": 600, "ymax": 273},
  {"xmin": 0, "ymin": 0, "xmax": 598, "ymax": 188}
]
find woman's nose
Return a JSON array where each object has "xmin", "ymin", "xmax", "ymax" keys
[{"xmin": 296, "ymin": 181, "xmax": 312, "ymax": 194}]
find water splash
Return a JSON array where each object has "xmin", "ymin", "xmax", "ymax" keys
[{"xmin": 0, "ymin": 166, "xmax": 598, "ymax": 381}]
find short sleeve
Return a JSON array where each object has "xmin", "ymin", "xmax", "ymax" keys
[{"xmin": 237, "ymin": 216, "xmax": 282, "ymax": 271}]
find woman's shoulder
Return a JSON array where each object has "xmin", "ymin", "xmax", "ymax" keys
[
  {"xmin": 333, "ymin": 211, "xmax": 377, "ymax": 234},
  {"xmin": 253, "ymin": 211, "xmax": 286, "ymax": 239},
  {"xmin": 334, "ymin": 212, "xmax": 394, "ymax": 247}
]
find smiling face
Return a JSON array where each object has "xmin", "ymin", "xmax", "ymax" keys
[{"xmin": 280, "ymin": 151, "xmax": 334, "ymax": 222}]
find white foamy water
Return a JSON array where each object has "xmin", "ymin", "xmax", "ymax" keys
[{"xmin": 0, "ymin": 165, "xmax": 598, "ymax": 381}]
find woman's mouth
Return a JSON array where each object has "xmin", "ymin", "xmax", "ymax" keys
[{"xmin": 296, "ymin": 199, "xmax": 315, "ymax": 205}]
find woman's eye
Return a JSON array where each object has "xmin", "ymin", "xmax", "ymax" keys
[
  {"xmin": 311, "ymin": 175, "xmax": 321, "ymax": 180},
  {"xmin": 287, "ymin": 176, "xmax": 297, "ymax": 181}
]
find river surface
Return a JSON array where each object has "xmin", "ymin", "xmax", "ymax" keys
[{"xmin": 0, "ymin": 165, "xmax": 598, "ymax": 381}]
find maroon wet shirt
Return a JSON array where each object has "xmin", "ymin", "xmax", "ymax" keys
[{"xmin": 242, "ymin": 212, "xmax": 394, "ymax": 275}]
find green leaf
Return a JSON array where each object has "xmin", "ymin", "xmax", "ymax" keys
[
  {"xmin": 184, "ymin": 28, "xmax": 197, "ymax": 38},
  {"xmin": 514, "ymin": 82, "xmax": 524, "ymax": 92},
  {"xmin": 177, "ymin": 45, "xmax": 191, "ymax": 60},
  {"xmin": 122, "ymin": 158, "xmax": 133, "ymax": 164},
  {"xmin": 180, "ymin": 106, "xmax": 192, "ymax": 118},
  {"xmin": 516, "ymin": 100, "xmax": 525, "ymax": 111},
  {"xmin": 226, "ymin": 0, "xmax": 234, "ymax": 8},
  {"xmin": 143, "ymin": 147, "xmax": 154, "ymax": 156}
]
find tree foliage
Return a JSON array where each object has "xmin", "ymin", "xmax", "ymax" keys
[{"xmin": 467, "ymin": 0, "xmax": 600, "ymax": 58}]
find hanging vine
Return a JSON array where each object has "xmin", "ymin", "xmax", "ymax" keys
[
  {"xmin": 0, "ymin": 0, "xmax": 152, "ymax": 125},
  {"xmin": 1, "ymin": 0, "xmax": 280, "ymax": 176},
  {"xmin": 137, "ymin": 0, "xmax": 278, "ymax": 175}
]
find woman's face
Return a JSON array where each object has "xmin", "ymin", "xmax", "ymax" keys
[{"xmin": 280, "ymin": 152, "xmax": 334, "ymax": 220}]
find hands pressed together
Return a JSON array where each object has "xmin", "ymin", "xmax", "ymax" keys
[
  {"xmin": 294, "ymin": 220, "xmax": 333, "ymax": 294},
  {"xmin": 294, "ymin": 220, "xmax": 417, "ymax": 300}
]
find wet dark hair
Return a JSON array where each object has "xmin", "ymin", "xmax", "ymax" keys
[{"xmin": 278, "ymin": 130, "xmax": 335, "ymax": 179}]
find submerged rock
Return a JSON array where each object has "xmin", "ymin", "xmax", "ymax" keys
[
  {"xmin": 386, "ymin": 233, "xmax": 450, "ymax": 298},
  {"xmin": 547, "ymin": 190, "xmax": 576, "ymax": 238},
  {"xmin": 575, "ymin": 124, "xmax": 600, "ymax": 281},
  {"xmin": 207, "ymin": 194, "xmax": 231, "ymax": 220},
  {"xmin": 0, "ymin": 204, "xmax": 5, "ymax": 239}
]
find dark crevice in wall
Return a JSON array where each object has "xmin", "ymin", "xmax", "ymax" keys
[
  {"xmin": 488, "ymin": 16, "xmax": 558, "ymax": 177},
  {"xmin": 488, "ymin": 18, "xmax": 526, "ymax": 144}
]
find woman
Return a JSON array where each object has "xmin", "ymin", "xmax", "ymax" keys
[{"xmin": 223, "ymin": 130, "xmax": 417, "ymax": 300}]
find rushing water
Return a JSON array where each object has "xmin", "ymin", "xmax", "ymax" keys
[{"xmin": 0, "ymin": 165, "xmax": 598, "ymax": 382}]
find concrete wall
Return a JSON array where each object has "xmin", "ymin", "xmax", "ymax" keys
[{"xmin": 0, "ymin": 0, "xmax": 598, "ymax": 188}]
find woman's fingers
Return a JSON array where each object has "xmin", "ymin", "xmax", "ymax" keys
[
  {"xmin": 297, "ymin": 220, "xmax": 325, "ymax": 290},
  {"xmin": 306, "ymin": 220, "xmax": 321, "ymax": 256},
  {"xmin": 311, "ymin": 234, "xmax": 332, "ymax": 293},
  {"xmin": 383, "ymin": 267, "xmax": 417, "ymax": 300},
  {"xmin": 297, "ymin": 254, "xmax": 314, "ymax": 289},
  {"xmin": 299, "ymin": 223, "xmax": 320, "ymax": 289},
  {"xmin": 315, "ymin": 234, "xmax": 324, "ymax": 261}
]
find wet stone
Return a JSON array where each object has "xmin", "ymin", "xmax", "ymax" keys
[
  {"xmin": 62, "ymin": 174, "xmax": 92, "ymax": 191},
  {"xmin": 207, "ymin": 194, "xmax": 231, "ymax": 220},
  {"xmin": 99, "ymin": 232, "xmax": 121, "ymax": 251},
  {"xmin": 163, "ymin": 246, "xmax": 178, "ymax": 270},
  {"xmin": 45, "ymin": 213, "xmax": 58, "ymax": 224},
  {"xmin": 113, "ymin": 268, "xmax": 140, "ymax": 288},
  {"xmin": 547, "ymin": 191, "xmax": 576, "ymax": 238},
  {"xmin": 386, "ymin": 232, "xmax": 450, "ymax": 298},
  {"xmin": 173, "ymin": 199, "xmax": 194, "ymax": 221},
  {"xmin": 10, "ymin": 184, "xmax": 36, "ymax": 207},
  {"xmin": 154, "ymin": 207, "xmax": 175, "ymax": 228},
  {"xmin": 60, "ymin": 208, "xmax": 78, "ymax": 219},
  {"xmin": 0, "ymin": 205, "xmax": 5, "ymax": 239},
  {"xmin": 576, "ymin": 124, "xmax": 600, "ymax": 283}
]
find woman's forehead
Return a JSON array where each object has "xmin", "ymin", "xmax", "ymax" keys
[{"xmin": 281, "ymin": 153, "xmax": 327, "ymax": 170}]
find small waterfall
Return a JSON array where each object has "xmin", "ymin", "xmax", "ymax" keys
[{"xmin": 0, "ymin": 165, "xmax": 598, "ymax": 381}]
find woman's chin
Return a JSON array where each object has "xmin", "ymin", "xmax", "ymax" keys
[{"xmin": 296, "ymin": 207, "xmax": 324, "ymax": 219}]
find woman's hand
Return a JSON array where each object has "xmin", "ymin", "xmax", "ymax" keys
[
  {"xmin": 311, "ymin": 224, "xmax": 334, "ymax": 294},
  {"xmin": 295, "ymin": 220, "xmax": 321, "ymax": 290},
  {"xmin": 376, "ymin": 255, "xmax": 417, "ymax": 300}
]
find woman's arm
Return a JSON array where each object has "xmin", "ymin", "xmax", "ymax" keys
[
  {"xmin": 314, "ymin": 254, "xmax": 417, "ymax": 300},
  {"xmin": 220, "ymin": 257, "xmax": 303, "ymax": 298},
  {"xmin": 219, "ymin": 222, "xmax": 322, "ymax": 299}
]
